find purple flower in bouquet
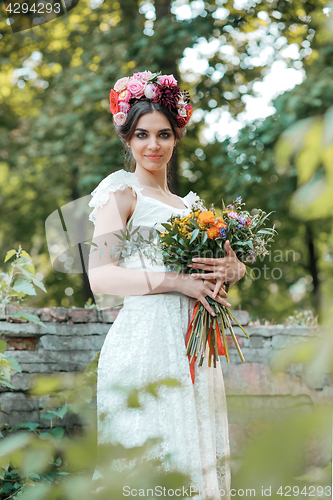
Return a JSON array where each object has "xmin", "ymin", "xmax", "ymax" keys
[{"xmin": 219, "ymin": 228, "xmax": 227, "ymax": 238}]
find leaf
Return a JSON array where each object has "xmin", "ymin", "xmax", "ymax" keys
[
  {"xmin": 30, "ymin": 277, "xmax": 47, "ymax": 293},
  {"xmin": 11, "ymin": 280, "xmax": 36, "ymax": 296},
  {"xmin": 4, "ymin": 250, "xmax": 16, "ymax": 263},
  {"xmin": 30, "ymin": 375, "xmax": 64, "ymax": 396},
  {"xmin": 49, "ymin": 426, "xmax": 64, "ymax": 439},
  {"xmin": 0, "ymin": 432, "xmax": 33, "ymax": 458},
  {"xmin": 11, "ymin": 422, "xmax": 40, "ymax": 432},
  {"xmin": 0, "ymin": 339, "xmax": 7, "ymax": 354},
  {"xmin": 114, "ymin": 233, "xmax": 124, "ymax": 240},
  {"xmin": 190, "ymin": 228, "xmax": 199, "ymax": 243},
  {"xmin": 0, "ymin": 379, "xmax": 15, "ymax": 389},
  {"xmin": 13, "ymin": 483, "xmax": 52, "ymax": 500},
  {"xmin": 3, "ymin": 355, "xmax": 22, "ymax": 373},
  {"xmin": 201, "ymin": 232, "xmax": 208, "ymax": 245},
  {"xmin": 257, "ymin": 229, "xmax": 275, "ymax": 235},
  {"xmin": 40, "ymin": 405, "xmax": 68, "ymax": 420},
  {"xmin": 11, "ymin": 312, "xmax": 46, "ymax": 327}
]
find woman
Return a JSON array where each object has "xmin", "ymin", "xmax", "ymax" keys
[{"xmin": 88, "ymin": 71, "xmax": 246, "ymax": 499}]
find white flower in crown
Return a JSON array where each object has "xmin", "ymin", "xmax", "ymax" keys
[
  {"xmin": 114, "ymin": 112, "xmax": 127, "ymax": 126},
  {"xmin": 144, "ymin": 83, "xmax": 157, "ymax": 99},
  {"xmin": 133, "ymin": 70, "xmax": 153, "ymax": 82},
  {"xmin": 177, "ymin": 97, "xmax": 187, "ymax": 109},
  {"xmin": 178, "ymin": 107, "xmax": 187, "ymax": 117},
  {"xmin": 114, "ymin": 77, "xmax": 130, "ymax": 92}
]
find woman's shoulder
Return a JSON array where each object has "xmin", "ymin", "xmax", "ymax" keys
[{"xmin": 91, "ymin": 169, "xmax": 142, "ymax": 194}]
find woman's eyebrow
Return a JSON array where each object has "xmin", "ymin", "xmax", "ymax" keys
[{"xmin": 134, "ymin": 128, "xmax": 172, "ymax": 132}]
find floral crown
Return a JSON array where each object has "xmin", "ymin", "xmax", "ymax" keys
[{"xmin": 110, "ymin": 70, "xmax": 192, "ymax": 128}]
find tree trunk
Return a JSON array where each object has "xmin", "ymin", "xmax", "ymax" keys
[
  {"xmin": 69, "ymin": 165, "xmax": 96, "ymax": 306},
  {"xmin": 305, "ymin": 223, "xmax": 321, "ymax": 319}
]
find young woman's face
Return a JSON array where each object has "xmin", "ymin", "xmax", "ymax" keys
[{"xmin": 128, "ymin": 110, "xmax": 176, "ymax": 173}]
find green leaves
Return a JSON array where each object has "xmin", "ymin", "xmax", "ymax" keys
[
  {"xmin": 0, "ymin": 247, "xmax": 47, "ymax": 330},
  {"xmin": 11, "ymin": 280, "xmax": 37, "ymax": 296},
  {"xmin": 275, "ymin": 105, "xmax": 333, "ymax": 219},
  {"xmin": 4, "ymin": 250, "xmax": 16, "ymax": 263}
]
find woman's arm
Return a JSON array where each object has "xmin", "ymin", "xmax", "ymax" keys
[{"xmin": 88, "ymin": 186, "xmax": 172, "ymax": 296}]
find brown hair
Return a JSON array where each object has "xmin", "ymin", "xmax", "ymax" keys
[{"xmin": 114, "ymin": 99, "xmax": 186, "ymax": 172}]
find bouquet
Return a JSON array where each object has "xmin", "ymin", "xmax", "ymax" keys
[
  {"xmin": 155, "ymin": 195, "xmax": 277, "ymax": 383},
  {"xmin": 105, "ymin": 196, "xmax": 277, "ymax": 383}
]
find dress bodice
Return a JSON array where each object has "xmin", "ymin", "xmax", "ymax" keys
[{"xmin": 88, "ymin": 169, "xmax": 205, "ymax": 275}]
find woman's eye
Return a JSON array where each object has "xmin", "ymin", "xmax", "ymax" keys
[{"xmin": 135, "ymin": 133, "xmax": 171, "ymax": 139}]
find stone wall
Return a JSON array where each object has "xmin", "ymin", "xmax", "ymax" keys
[{"xmin": 0, "ymin": 305, "xmax": 325, "ymax": 460}]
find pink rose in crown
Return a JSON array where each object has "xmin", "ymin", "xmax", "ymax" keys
[
  {"xmin": 127, "ymin": 78, "xmax": 145, "ymax": 97},
  {"xmin": 133, "ymin": 71, "xmax": 152, "ymax": 82},
  {"xmin": 118, "ymin": 101, "xmax": 130, "ymax": 113},
  {"xmin": 118, "ymin": 89, "xmax": 131, "ymax": 102},
  {"xmin": 144, "ymin": 84, "xmax": 157, "ymax": 99},
  {"xmin": 158, "ymin": 74, "xmax": 178, "ymax": 86},
  {"xmin": 113, "ymin": 112, "xmax": 127, "ymax": 126},
  {"xmin": 114, "ymin": 77, "xmax": 130, "ymax": 92}
]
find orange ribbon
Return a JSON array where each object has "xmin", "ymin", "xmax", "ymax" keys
[
  {"xmin": 185, "ymin": 301, "xmax": 200, "ymax": 384},
  {"xmin": 185, "ymin": 301, "xmax": 226, "ymax": 384}
]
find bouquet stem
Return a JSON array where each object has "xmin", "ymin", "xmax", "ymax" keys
[{"xmin": 185, "ymin": 282, "xmax": 249, "ymax": 383}]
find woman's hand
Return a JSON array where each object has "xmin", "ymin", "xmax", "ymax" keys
[
  {"xmin": 187, "ymin": 240, "xmax": 246, "ymax": 297},
  {"xmin": 175, "ymin": 273, "xmax": 231, "ymax": 317}
]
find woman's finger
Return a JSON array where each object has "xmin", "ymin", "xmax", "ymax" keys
[
  {"xmin": 213, "ymin": 279, "xmax": 224, "ymax": 298},
  {"xmin": 213, "ymin": 294, "xmax": 231, "ymax": 307},
  {"xmin": 188, "ymin": 263, "xmax": 216, "ymax": 271},
  {"xmin": 191, "ymin": 257, "xmax": 220, "ymax": 264},
  {"xmin": 200, "ymin": 296, "xmax": 216, "ymax": 316},
  {"xmin": 191, "ymin": 272, "xmax": 225, "ymax": 281}
]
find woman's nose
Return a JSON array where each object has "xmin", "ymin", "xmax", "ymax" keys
[{"xmin": 147, "ymin": 137, "xmax": 160, "ymax": 149}]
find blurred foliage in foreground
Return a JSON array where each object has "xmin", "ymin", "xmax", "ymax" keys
[
  {"xmin": 0, "ymin": 353, "xmax": 193, "ymax": 500},
  {"xmin": 0, "ymin": 316, "xmax": 332, "ymax": 500}
]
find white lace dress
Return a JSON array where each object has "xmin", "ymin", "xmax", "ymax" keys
[{"xmin": 88, "ymin": 169, "xmax": 231, "ymax": 499}]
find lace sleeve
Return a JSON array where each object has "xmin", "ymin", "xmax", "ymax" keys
[
  {"xmin": 184, "ymin": 191, "xmax": 207, "ymax": 211},
  {"xmin": 88, "ymin": 169, "xmax": 143, "ymax": 225}
]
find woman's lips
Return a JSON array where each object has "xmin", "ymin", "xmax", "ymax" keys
[{"xmin": 145, "ymin": 155, "xmax": 162, "ymax": 160}]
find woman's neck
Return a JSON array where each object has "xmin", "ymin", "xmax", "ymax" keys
[{"xmin": 133, "ymin": 165, "xmax": 170, "ymax": 193}]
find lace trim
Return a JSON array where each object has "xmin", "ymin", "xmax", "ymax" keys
[
  {"xmin": 88, "ymin": 168, "xmax": 206, "ymax": 226},
  {"xmin": 88, "ymin": 169, "xmax": 143, "ymax": 225},
  {"xmin": 182, "ymin": 191, "xmax": 206, "ymax": 211}
]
